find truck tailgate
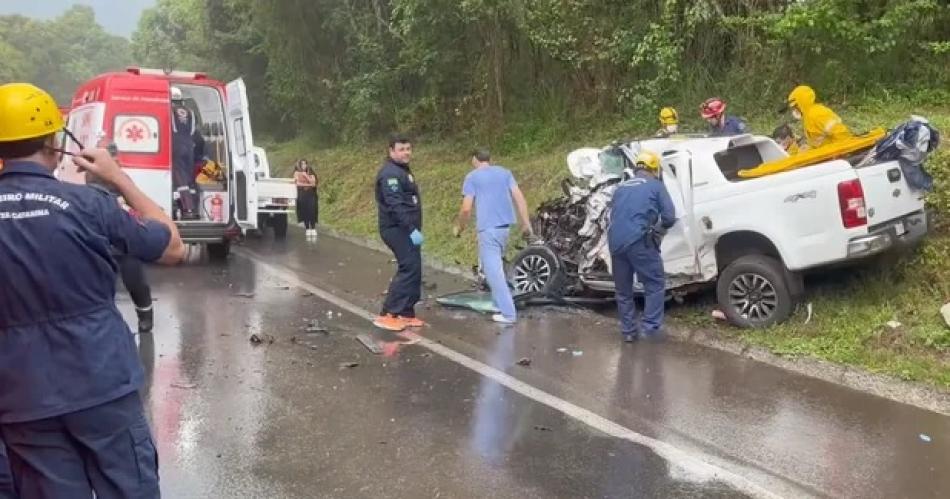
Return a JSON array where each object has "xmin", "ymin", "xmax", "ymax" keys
[
  {"xmin": 258, "ymin": 178, "xmax": 297, "ymax": 200},
  {"xmin": 855, "ymin": 160, "xmax": 926, "ymax": 225}
]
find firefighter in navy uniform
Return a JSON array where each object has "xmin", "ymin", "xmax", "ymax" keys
[
  {"xmin": 0, "ymin": 83, "xmax": 185, "ymax": 498},
  {"xmin": 373, "ymin": 134, "xmax": 425, "ymax": 332},
  {"xmin": 607, "ymin": 150, "xmax": 676, "ymax": 343}
]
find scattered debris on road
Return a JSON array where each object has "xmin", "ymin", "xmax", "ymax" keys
[
  {"xmin": 533, "ymin": 425, "xmax": 552, "ymax": 432},
  {"xmin": 171, "ymin": 382, "xmax": 197, "ymax": 390},
  {"xmin": 556, "ymin": 347, "xmax": 568, "ymax": 353},
  {"xmin": 249, "ymin": 333, "xmax": 275, "ymax": 345},
  {"xmin": 233, "ymin": 292, "xmax": 255, "ymax": 298},
  {"xmin": 305, "ymin": 320, "xmax": 330, "ymax": 335},
  {"xmin": 356, "ymin": 334, "xmax": 384, "ymax": 354},
  {"xmin": 920, "ymin": 433, "xmax": 932, "ymax": 443},
  {"xmin": 516, "ymin": 357, "xmax": 532, "ymax": 367},
  {"xmin": 572, "ymin": 350, "xmax": 583, "ymax": 357},
  {"xmin": 339, "ymin": 362, "xmax": 360, "ymax": 369}
]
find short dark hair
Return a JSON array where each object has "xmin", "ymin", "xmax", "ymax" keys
[
  {"xmin": 0, "ymin": 135, "xmax": 51, "ymax": 160},
  {"xmin": 772, "ymin": 124, "xmax": 794, "ymax": 140},
  {"xmin": 388, "ymin": 133, "xmax": 411, "ymax": 149},
  {"xmin": 472, "ymin": 148, "xmax": 491, "ymax": 162}
]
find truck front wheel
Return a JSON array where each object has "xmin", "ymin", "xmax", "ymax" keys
[{"xmin": 716, "ymin": 255, "xmax": 793, "ymax": 328}]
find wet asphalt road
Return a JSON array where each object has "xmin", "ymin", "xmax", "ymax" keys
[{"xmin": 118, "ymin": 229, "xmax": 948, "ymax": 498}]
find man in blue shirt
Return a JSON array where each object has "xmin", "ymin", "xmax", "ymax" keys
[
  {"xmin": 454, "ymin": 149, "xmax": 533, "ymax": 324},
  {"xmin": 700, "ymin": 97, "xmax": 748, "ymax": 137},
  {"xmin": 607, "ymin": 150, "xmax": 676, "ymax": 342},
  {"xmin": 0, "ymin": 83, "xmax": 185, "ymax": 498}
]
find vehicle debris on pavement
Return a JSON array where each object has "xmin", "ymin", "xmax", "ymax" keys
[
  {"xmin": 305, "ymin": 320, "xmax": 330, "ymax": 335},
  {"xmin": 249, "ymin": 333, "xmax": 275, "ymax": 345},
  {"xmin": 516, "ymin": 357, "xmax": 532, "ymax": 367},
  {"xmin": 339, "ymin": 362, "xmax": 360, "ymax": 369},
  {"xmin": 919, "ymin": 433, "xmax": 932, "ymax": 443}
]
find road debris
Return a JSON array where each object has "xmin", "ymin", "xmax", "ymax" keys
[
  {"xmin": 516, "ymin": 357, "xmax": 532, "ymax": 367},
  {"xmin": 920, "ymin": 433, "xmax": 932, "ymax": 443},
  {"xmin": 556, "ymin": 347, "xmax": 568, "ymax": 353},
  {"xmin": 356, "ymin": 334, "xmax": 384, "ymax": 354},
  {"xmin": 305, "ymin": 321, "xmax": 330, "ymax": 335},
  {"xmin": 233, "ymin": 292, "xmax": 255, "ymax": 298},
  {"xmin": 533, "ymin": 425, "xmax": 552, "ymax": 432},
  {"xmin": 249, "ymin": 333, "xmax": 275, "ymax": 345},
  {"xmin": 339, "ymin": 362, "xmax": 360, "ymax": 369},
  {"xmin": 572, "ymin": 350, "xmax": 583, "ymax": 357},
  {"xmin": 171, "ymin": 382, "xmax": 197, "ymax": 390}
]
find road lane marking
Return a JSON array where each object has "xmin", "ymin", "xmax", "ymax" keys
[{"xmin": 238, "ymin": 249, "xmax": 786, "ymax": 499}]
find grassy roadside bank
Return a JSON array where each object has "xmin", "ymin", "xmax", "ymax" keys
[{"xmin": 264, "ymin": 97, "xmax": 950, "ymax": 389}]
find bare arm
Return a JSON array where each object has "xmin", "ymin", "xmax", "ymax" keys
[
  {"xmin": 454, "ymin": 195, "xmax": 475, "ymax": 237},
  {"xmin": 510, "ymin": 185, "xmax": 533, "ymax": 236},
  {"xmin": 75, "ymin": 148, "xmax": 185, "ymax": 264}
]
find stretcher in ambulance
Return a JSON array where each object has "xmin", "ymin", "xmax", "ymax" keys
[{"xmin": 57, "ymin": 67, "xmax": 262, "ymax": 259}]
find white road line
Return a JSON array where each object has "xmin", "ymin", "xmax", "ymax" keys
[{"xmin": 239, "ymin": 249, "xmax": 786, "ymax": 499}]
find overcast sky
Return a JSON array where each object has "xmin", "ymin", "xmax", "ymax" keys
[{"xmin": 0, "ymin": 0, "xmax": 156, "ymax": 37}]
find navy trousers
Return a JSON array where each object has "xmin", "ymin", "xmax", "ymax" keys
[
  {"xmin": 0, "ymin": 442, "xmax": 14, "ymax": 499},
  {"xmin": 0, "ymin": 392, "xmax": 159, "ymax": 499},
  {"xmin": 611, "ymin": 238, "xmax": 666, "ymax": 335},
  {"xmin": 380, "ymin": 227, "xmax": 422, "ymax": 317}
]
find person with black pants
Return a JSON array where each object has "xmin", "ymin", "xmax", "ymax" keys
[
  {"xmin": 293, "ymin": 159, "xmax": 319, "ymax": 238},
  {"xmin": 117, "ymin": 254, "xmax": 153, "ymax": 333},
  {"xmin": 373, "ymin": 134, "xmax": 424, "ymax": 332}
]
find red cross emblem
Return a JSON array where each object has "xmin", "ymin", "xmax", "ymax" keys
[{"xmin": 125, "ymin": 124, "xmax": 145, "ymax": 142}]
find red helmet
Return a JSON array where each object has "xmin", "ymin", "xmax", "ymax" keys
[{"xmin": 700, "ymin": 98, "xmax": 726, "ymax": 119}]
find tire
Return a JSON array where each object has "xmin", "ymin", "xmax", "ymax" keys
[
  {"xmin": 207, "ymin": 241, "xmax": 231, "ymax": 261},
  {"xmin": 716, "ymin": 255, "xmax": 793, "ymax": 328},
  {"xmin": 272, "ymin": 214, "xmax": 288, "ymax": 240},
  {"xmin": 508, "ymin": 246, "xmax": 566, "ymax": 297}
]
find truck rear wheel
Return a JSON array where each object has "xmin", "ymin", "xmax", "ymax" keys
[
  {"xmin": 272, "ymin": 214, "xmax": 288, "ymax": 240},
  {"xmin": 716, "ymin": 255, "xmax": 793, "ymax": 328},
  {"xmin": 208, "ymin": 241, "xmax": 231, "ymax": 261}
]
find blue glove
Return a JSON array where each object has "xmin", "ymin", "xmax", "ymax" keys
[{"xmin": 410, "ymin": 229, "xmax": 424, "ymax": 247}]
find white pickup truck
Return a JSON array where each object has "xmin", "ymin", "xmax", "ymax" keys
[
  {"xmin": 510, "ymin": 134, "xmax": 930, "ymax": 327},
  {"xmin": 251, "ymin": 146, "xmax": 296, "ymax": 239}
]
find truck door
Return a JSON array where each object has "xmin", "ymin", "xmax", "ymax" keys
[
  {"xmin": 225, "ymin": 78, "xmax": 258, "ymax": 230},
  {"xmin": 659, "ymin": 151, "xmax": 715, "ymax": 286}
]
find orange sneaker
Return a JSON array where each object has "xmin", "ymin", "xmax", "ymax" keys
[
  {"xmin": 398, "ymin": 316, "xmax": 426, "ymax": 328},
  {"xmin": 373, "ymin": 315, "xmax": 406, "ymax": 332}
]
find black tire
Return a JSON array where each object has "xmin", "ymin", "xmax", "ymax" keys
[
  {"xmin": 207, "ymin": 241, "xmax": 231, "ymax": 261},
  {"xmin": 508, "ymin": 246, "xmax": 566, "ymax": 297},
  {"xmin": 272, "ymin": 214, "xmax": 288, "ymax": 240},
  {"xmin": 716, "ymin": 255, "xmax": 793, "ymax": 328}
]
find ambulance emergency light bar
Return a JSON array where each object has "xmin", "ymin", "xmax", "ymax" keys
[{"xmin": 125, "ymin": 67, "xmax": 208, "ymax": 80}]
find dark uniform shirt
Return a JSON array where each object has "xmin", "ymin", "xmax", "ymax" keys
[
  {"xmin": 709, "ymin": 116, "xmax": 748, "ymax": 137},
  {"xmin": 375, "ymin": 159, "xmax": 422, "ymax": 232},
  {"xmin": 0, "ymin": 161, "xmax": 171, "ymax": 423},
  {"xmin": 607, "ymin": 170, "xmax": 676, "ymax": 254}
]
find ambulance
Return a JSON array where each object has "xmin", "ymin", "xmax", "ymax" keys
[{"xmin": 58, "ymin": 67, "xmax": 293, "ymax": 259}]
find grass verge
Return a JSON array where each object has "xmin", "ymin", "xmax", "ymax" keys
[{"xmin": 265, "ymin": 96, "xmax": 950, "ymax": 389}]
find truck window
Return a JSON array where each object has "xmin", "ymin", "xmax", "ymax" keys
[
  {"xmin": 714, "ymin": 144, "xmax": 763, "ymax": 181},
  {"xmin": 113, "ymin": 115, "xmax": 160, "ymax": 154}
]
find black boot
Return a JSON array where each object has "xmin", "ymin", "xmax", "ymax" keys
[{"xmin": 137, "ymin": 306, "xmax": 154, "ymax": 333}]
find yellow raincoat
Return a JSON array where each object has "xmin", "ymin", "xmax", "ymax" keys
[
  {"xmin": 196, "ymin": 159, "xmax": 224, "ymax": 184},
  {"xmin": 787, "ymin": 86, "xmax": 852, "ymax": 149}
]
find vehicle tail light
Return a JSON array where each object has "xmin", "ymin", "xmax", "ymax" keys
[{"xmin": 837, "ymin": 179, "xmax": 867, "ymax": 228}]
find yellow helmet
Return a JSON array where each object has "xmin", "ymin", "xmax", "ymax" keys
[
  {"xmin": 658, "ymin": 107, "xmax": 678, "ymax": 126},
  {"xmin": 635, "ymin": 150, "xmax": 660, "ymax": 172},
  {"xmin": 787, "ymin": 85, "xmax": 816, "ymax": 111},
  {"xmin": 0, "ymin": 83, "xmax": 65, "ymax": 143}
]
